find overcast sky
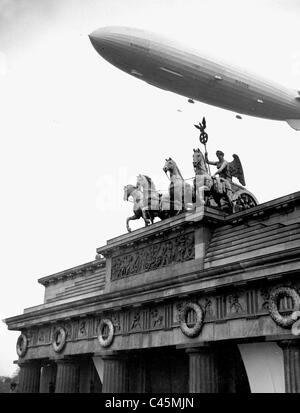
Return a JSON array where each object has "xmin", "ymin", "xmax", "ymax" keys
[{"xmin": 1, "ymin": 0, "xmax": 300, "ymax": 376}]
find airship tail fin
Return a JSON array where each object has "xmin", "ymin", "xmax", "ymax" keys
[{"xmin": 286, "ymin": 119, "xmax": 300, "ymax": 131}]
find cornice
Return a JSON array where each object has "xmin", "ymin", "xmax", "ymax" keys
[{"xmin": 38, "ymin": 258, "xmax": 106, "ymax": 286}]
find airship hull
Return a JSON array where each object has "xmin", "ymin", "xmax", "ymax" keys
[{"xmin": 89, "ymin": 27, "xmax": 300, "ymax": 130}]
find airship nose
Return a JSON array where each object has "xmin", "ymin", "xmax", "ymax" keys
[
  {"xmin": 89, "ymin": 27, "xmax": 110, "ymax": 54},
  {"xmin": 89, "ymin": 26, "xmax": 133, "ymax": 64},
  {"xmin": 89, "ymin": 26, "xmax": 150, "ymax": 72}
]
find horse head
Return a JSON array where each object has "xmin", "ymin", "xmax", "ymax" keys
[
  {"xmin": 136, "ymin": 174, "xmax": 147, "ymax": 188},
  {"xmin": 163, "ymin": 157, "xmax": 185, "ymax": 182},
  {"xmin": 123, "ymin": 184, "xmax": 136, "ymax": 201},
  {"xmin": 163, "ymin": 157, "xmax": 172, "ymax": 174},
  {"xmin": 193, "ymin": 148, "xmax": 208, "ymax": 175},
  {"xmin": 136, "ymin": 174, "xmax": 156, "ymax": 192}
]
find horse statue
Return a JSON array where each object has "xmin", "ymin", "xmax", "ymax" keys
[
  {"xmin": 192, "ymin": 148, "xmax": 258, "ymax": 212},
  {"xmin": 136, "ymin": 174, "xmax": 170, "ymax": 222},
  {"xmin": 163, "ymin": 157, "xmax": 193, "ymax": 213},
  {"xmin": 123, "ymin": 184, "xmax": 151, "ymax": 232},
  {"xmin": 192, "ymin": 148, "xmax": 214, "ymax": 206}
]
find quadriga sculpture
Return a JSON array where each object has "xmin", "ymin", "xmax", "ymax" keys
[
  {"xmin": 123, "ymin": 157, "xmax": 193, "ymax": 232},
  {"xmin": 123, "ymin": 184, "xmax": 150, "ymax": 233},
  {"xmin": 192, "ymin": 148, "xmax": 258, "ymax": 213},
  {"xmin": 123, "ymin": 149, "xmax": 258, "ymax": 232}
]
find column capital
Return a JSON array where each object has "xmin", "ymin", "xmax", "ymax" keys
[
  {"xmin": 52, "ymin": 355, "xmax": 82, "ymax": 364},
  {"xmin": 18, "ymin": 359, "xmax": 42, "ymax": 367},
  {"xmin": 95, "ymin": 350, "xmax": 129, "ymax": 360},
  {"xmin": 277, "ymin": 339, "xmax": 300, "ymax": 349},
  {"xmin": 185, "ymin": 344, "xmax": 218, "ymax": 354}
]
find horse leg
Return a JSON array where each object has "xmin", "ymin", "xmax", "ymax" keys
[
  {"xmin": 212, "ymin": 193, "xmax": 222, "ymax": 208},
  {"xmin": 149, "ymin": 211, "xmax": 155, "ymax": 224},
  {"xmin": 141, "ymin": 209, "xmax": 151, "ymax": 226},
  {"xmin": 126, "ymin": 214, "xmax": 139, "ymax": 233}
]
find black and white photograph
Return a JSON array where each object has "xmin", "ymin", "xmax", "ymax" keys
[{"xmin": 1, "ymin": 0, "xmax": 300, "ymax": 397}]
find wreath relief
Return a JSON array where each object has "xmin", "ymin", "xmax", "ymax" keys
[
  {"xmin": 52, "ymin": 326, "xmax": 67, "ymax": 353},
  {"xmin": 268, "ymin": 286, "xmax": 300, "ymax": 334},
  {"xmin": 16, "ymin": 333, "xmax": 28, "ymax": 358},
  {"xmin": 180, "ymin": 302, "xmax": 204, "ymax": 338},
  {"xmin": 97, "ymin": 318, "xmax": 114, "ymax": 347}
]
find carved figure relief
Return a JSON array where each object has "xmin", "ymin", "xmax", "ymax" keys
[
  {"xmin": 111, "ymin": 315, "xmax": 121, "ymax": 332},
  {"xmin": 203, "ymin": 298, "xmax": 213, "ymax": 318},
  {"xmin": 228, "ymin": 293, "xmax": 243, "ymax": 314},
  {"xmin": 260, "ymin": 287, "xmax": 270, "ymax": 311},
  {"xmin": 151, "ymin": 308, "xmax": 164, "ymax": 328},
  {"xmin": 38, "ymin": 329, "xmax": 45, "ymax": 343},
  {"xmin": 64, "ymin": 323, "xmax": 73, "ymax": 340},
  {"xmin": 130, "ymin": 311, "xmax": 142, "ymax": 330},
  {"xmin": 175, "ymin": 301, "xmax": 188, "ymax": 323},
  {"xmin": 111, "ymin": 233, "xmax": 194, "ymax": 279},
  {"xmin": 79, "ymin": 320, "xmax": 87, "ymax": 337}
]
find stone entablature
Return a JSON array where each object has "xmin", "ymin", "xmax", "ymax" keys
[
  {"xmin": 4, "ymin": 191, "xmax": 300, "ymax": 366},
  {"xmin": 8, "ymin": 277, "xmax": 300, "ymax": 361}
]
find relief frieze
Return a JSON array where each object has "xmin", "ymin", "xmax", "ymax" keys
[
  {"xmin": 228, "ymin": 293, "xmax": 244, "ymax": 314},
  {"xmin": 78, "ymin": 320, "xmax": 88, "ymax": 337},
  {"xmin": 21, "ymin": 280, "xmax": 300, "ymax": 349},
  {"xmin": 111, "ymin": 232, "xmax": 194, "ymax": 280},
  {"xmin": 150, "ymin": 308, "xmax": 164, "ymax": 329}
]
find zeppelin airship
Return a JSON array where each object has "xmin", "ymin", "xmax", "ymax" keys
[{"xmin": 89, "ymin": 26, "xmax": 300, "ymax": 130}]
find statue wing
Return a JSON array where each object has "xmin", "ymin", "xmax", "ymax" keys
[{"xmin": 228, "ymin": 154, "xmax": 246, "ymax": 186}]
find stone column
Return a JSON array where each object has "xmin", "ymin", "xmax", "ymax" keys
[
  {"xmin": 186, "ymin": 347, "xmax": 220, "ymax": 393},
  {"xmin": 55, "ymin": 359, "xmax": 79, "ymax": 393},
  {"xmin": 39, "ymin": 363, "xmax": 57, "ymax": 393},
  {"xmin": 128, "ymin": 356, "xmax": 147, "ymax": 393},
  {"xmin": 78, "ymin": 357, "xmax": 102, "ymax": 393},
  {"xmin": 280, "ymin": 340, "xmax": 300, "ymax": 393},
  {"xmin": 102, "ymin": 354, "xmax": 128, "ymax": 393},
  {"xmin": 18, "ymin": 361, "xmax": 41, "ymax": 393}
]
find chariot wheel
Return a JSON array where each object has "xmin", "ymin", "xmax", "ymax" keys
[{"xmin": 233, "ymin": 190, "xmax": 258, "ymax": 213}]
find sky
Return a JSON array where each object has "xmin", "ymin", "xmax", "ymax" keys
[{"xmin": 1, "ymin": 0, "xmax": 300, "ymax": 376}]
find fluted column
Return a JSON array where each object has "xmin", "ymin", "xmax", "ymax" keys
[
  {"xmin": 39, "ymin": 363, "xmax": 57, "ymax": 393},
  {"xmin": 128, "ymin": 356, "xmax": 147, "ymax": 393},
  {"xmin": 280, "ymin": 340, "xmax": 300, "ymax": 393},
  {"xmin": 79, "ymin": 357, "xmax": 102, "ymax": 393},
  {"xmin": 186, "ymin": 347, "xmax": 220, "ymax": 393},
  {"xmin": 18, "ymin": 361, "xmax": 41, "ymax": 393},
  {"xmin": 55, "ymin": 359, "xmax": 79, "ymax": 393},
  {"xmin": 102, "ymin": 354, "xmax": 128, "ymax": 393}
]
